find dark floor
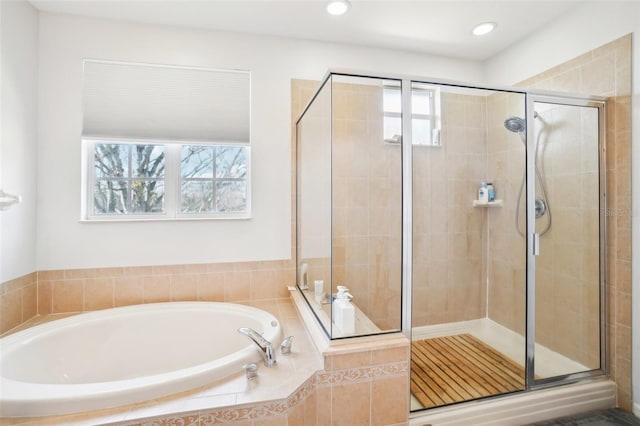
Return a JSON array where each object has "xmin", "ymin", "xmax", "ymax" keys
[{"xmin": 527, "ymin": 408, "xmax": 640, "ymax": 426}]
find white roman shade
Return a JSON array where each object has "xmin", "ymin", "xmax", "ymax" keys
[{"xmin": 82, "ymin": 60, "xmax": 250, "ymax": 143}]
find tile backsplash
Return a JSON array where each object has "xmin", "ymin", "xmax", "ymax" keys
[
  {"xmin": 0, "ymin": 261, "xmax": 295, "ymax": 335},
  {"xmin": 0, "ymin": 272, "xmax": 37, "ymax": 335}
]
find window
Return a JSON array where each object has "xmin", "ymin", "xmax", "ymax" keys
[
  {"xmin": 81, "ymin": 60, "xmax": 250, "ymax": 220},
  {"xmin": 86, "ymin": 140, "xmax": 250, "ymax": 219},
  {"xmin": 93, "ymin": 143, "xmax": 165, "ymax": 215},
  {"xmin": 383, "ymin": 84, "xmax": 441, "ymax": 146},
  {"xmin": 180, "ymin": 145, "xmax": 248, "ymax": 214},
  {"xmin": 383, "ymin": 85, "xmax": 403, "ymax": 144}
]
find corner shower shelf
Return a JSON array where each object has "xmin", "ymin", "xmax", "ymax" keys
[{"xmin": 473, "ymin": 199, "xmax": 503, "ymax": 208}]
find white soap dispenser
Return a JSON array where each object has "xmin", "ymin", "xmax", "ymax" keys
[
  {"xmin": 332, "ymin": 286, "xmax": 355, "ymax": 335},
  {"xmin": 332, "ymin": 286, "xmax": 346, "ymax": 326}
]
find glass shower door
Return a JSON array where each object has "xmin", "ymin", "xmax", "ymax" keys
[
  {"xmin": 410, "ymin": 83, "xmax": 528, "ymax": 411},
  {"xmin": 530, "ymin": 98, "xmax": 605, "ymax": 381}
]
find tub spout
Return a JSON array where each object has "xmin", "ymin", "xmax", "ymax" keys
[{"xmin": 238, "ymin": 327, "xmax": 276, "ymax": 367}]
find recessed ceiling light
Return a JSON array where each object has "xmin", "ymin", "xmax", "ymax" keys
[
  {"xmin": 326, "ymin": 0, "xmax": 351, "ymax": 16},
  {"xmin": 472, "ymin": 22, "xmax": 497, "ymax": 36}
]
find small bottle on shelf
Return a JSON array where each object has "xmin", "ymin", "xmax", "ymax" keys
[
  {"xmin": 487, "ymin": 182, "xmax": 495, "ymax": 202},
  {"xmin": 478, "ymin": 182, "xmax": 488, "ymax": 203}
]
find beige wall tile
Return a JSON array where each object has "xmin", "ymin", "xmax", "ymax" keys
[
  {"xmin": 315, "ymin": 385, "xmax": 332, "ymax": 425},
  {"xmin": 170, "ymin": 274, "xmax": 198, "ymax": 301},
  {"xmin": 52, "ymin": 279, "xmax": 84, "ymax": 313},
  {"xmin": 250, "ymin": 270, "xmax": 277, "ymax": 300},
  {"xmin": 233, "ymin": 261, "xmax": 261, "ymax": 272},
  {"xmin": 371, "ymin": 376, "xmax": 408, "ymax": 426},
  {"xmin": 253, "ymin": 415, "xmax": 288, "ymax": 426},
  {"xmin": 206, "ymin": 262, "xmax": 235, "ymax": 274},
  {"xmin": 224, "ymin": 270, "xmax": 251, "ymax": 301},
  {"xmin": 197, "ymin": 273, "xmax": 225, "ymax": 301},
  {"xmin": 286, "ymin": 401, "xmax": 305, "ymax": 425},
  {"xmin": 23, "ymin": 283, "xmax": 37, "ymax": 321},
  {"xmin": 37, "ymin": 270, "xmax": 65, "ymax": 281},
  {"xmin": 123, "ymin": 266, "xmax": 154, "ymax": 276},
  {"xmin": 143, "ymin": 275, "xmax": 171, "ymax": 303},
  {"xmin": 0, "ymin": 288, "xmax": 22, "ymax": 334},
  {"xmin": 331, "ymin": 381, "xmax": 371, "ymax": 425},
  {"xmin": 180, "ymin": 263, "xmax": 209, "ymax": 275},
  {"xmin": 303, "ymin": 391, "xmax": 317, "ymax": 426},
  {"xmin": 329, "ymin": 351, "xmax": 372, "ymax": 371},
  {"xmin": 37, "ymin": 280, "xmax": 53, "ymax": 315},
  {"xmin": 581, "ymin": 53, "xmax": 616, "ymax": 96},
  {"xmin": 114, "ymin": 276, "xmax": 144, "ymax": 307},
  {"xmin": 64, "ymin": 268, "xmax": 101, "ymax": 280},
  {"xmin": 84, "ymin": 277, "xmax": 114, "ymax": 311}
]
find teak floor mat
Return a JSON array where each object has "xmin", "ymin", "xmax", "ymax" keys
[{"xmin": 411, "ymin": 333, "xmax": 525, "ymax": 408}]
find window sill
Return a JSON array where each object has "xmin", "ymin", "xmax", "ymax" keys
[{"xmin": 80, "ymin": 215, "xmax": 251, "ymax": 223}]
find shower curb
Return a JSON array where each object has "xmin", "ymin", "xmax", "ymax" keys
[{"xmin": 408, "ymin": 380, "xmax": 616, "ymax": 426}]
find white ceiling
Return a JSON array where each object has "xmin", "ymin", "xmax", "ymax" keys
[{"xmin": 28, "ymin": 0, "xmax": 582, "ymax": 61}]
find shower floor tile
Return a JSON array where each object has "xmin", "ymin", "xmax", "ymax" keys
[{"xmin": 411, "ymin": 333, "xmax": 525, "ymax": 408}]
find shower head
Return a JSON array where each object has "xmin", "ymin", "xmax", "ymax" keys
[
  {"xmin": 504, "ymin": 116, "xmax": 526, "ymax": 133},
  {"xmin": 504, "ymin": 112, "xmax": 540, "ymax": 134}
]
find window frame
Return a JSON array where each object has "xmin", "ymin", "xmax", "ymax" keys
[
  {"xmin": 81, "ymin": 137, "xmax": 251, "ymax": 222},
  {"xmin": 383, "ymin": 84, "xmax": 441, "ymax": 146}
]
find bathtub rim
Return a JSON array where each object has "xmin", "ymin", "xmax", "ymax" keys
[{"xmin": 0, "ymin": 301, "xmax": 282, "ymax": 418}]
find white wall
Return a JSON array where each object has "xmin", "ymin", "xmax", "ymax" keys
[
  {"xmin": 0, "ymin": 0, "xmax": 39, "ymax": 282},
  {"xmin": 36, "ymin": 12, "xmax": 482, "ymax": 270},
  {"xmin": 483, "ymin": 1, "xmax": 640, "ymax": 415},
  {"xmin": 483, "ymin": 2, "xmax": 638, "ymax": 87}
]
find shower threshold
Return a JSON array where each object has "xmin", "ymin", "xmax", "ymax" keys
[{"xmin": 409, "ymin": 379, "xmax": 615, "ymax": 426}]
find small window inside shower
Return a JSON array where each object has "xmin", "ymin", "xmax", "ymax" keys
[{"xmin": 382, "ymin": 83, "xmax": 441, "ymax": 146}]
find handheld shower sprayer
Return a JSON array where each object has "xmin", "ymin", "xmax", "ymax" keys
[{"xmin": 503, "ymin": 112, "xmax": 551, "ymax": 237}]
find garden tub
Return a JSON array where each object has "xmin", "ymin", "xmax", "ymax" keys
[{"xmin": 0, "ymin": 302, "xmax": 282, "ymax": 417}]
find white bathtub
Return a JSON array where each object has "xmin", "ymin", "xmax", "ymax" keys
[{"xmin": 0, "ymin": 302, "xmax": 282, "ymax": 418}]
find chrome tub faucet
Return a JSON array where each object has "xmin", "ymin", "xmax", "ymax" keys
[{"xmin": 238, "ymin": 327, "xmax": 276, "ymax": 367}]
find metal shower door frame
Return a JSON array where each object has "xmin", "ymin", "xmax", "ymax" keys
[{"xmin": 524, "ymin": 93, "xmax": 608, "ymax": 390}]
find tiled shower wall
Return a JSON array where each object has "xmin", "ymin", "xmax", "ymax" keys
[
  {"xmin": 295, "ymin": 79, "xmax": 403, "ymax": 332},
  {"xmin": 533, "ymin": 104, "xmax": 600, "ymax": 369},
  {"xmin": 412, "ymin": 92, "xmax": 489, "ymax": 327},
  {"xmin": 331, "ymin": 81, "xmax": 402, "ymax": 331},
  {"xmin": 298, "ymin": 84, "xmax": 492, "ymax": 330},
  {"xmin": 485, "ymin": 92, "xmax": 527, "ymax": 336},
  {"xmin": 486, "ymin": 94, "xmax": 601, "ymax": 368}
]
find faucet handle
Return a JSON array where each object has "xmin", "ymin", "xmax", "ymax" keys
[
  {"xmin": 280, "ymin": 336, "xmax": 294, "ymax": 355},
  {"xmin": 243, "ymin": 362, "xmax": 259, "ymax": 380}
]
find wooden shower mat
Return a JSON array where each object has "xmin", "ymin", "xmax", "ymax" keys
[{"xmin": 411, "ymin": 333, "xmax": 525, "ymax": 408}]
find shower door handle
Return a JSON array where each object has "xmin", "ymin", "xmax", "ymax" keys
[{"xmin": 533, "ymin": 233, "xmax": 540, "ymax": 256}]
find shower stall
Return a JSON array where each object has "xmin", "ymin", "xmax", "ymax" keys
[{"xmin": 295, "ymin": 70, "xmax": 606, "ymax": 414}]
